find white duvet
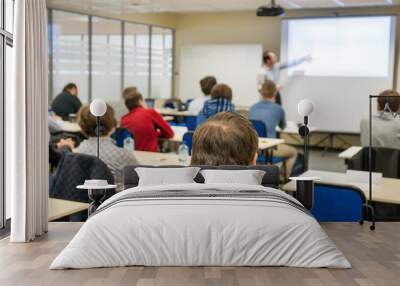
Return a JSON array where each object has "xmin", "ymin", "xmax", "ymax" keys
[{"xmin": 50, "ymin": 183, "xmax": 351, "ymax": 269}]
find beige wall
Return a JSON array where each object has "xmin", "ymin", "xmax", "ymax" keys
[
  {"xmin": 173, "ymin": 6, "xmax": 400, "ymax": 98},
  {"xmin": 46, "ymin": 3, "xmax": 400, "ymax": 99},
  {"xmin": 47, "ymin": 3, "xmax": 179, "ymax": 28}
]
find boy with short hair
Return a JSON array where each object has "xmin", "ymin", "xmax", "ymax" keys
[
  {"xmin": 121, "ymin": 88, "xmax": 174, "ymax": 152},
  {"xmin": 249, "ymin": 80, "xmax": 297, "ymax": 177},
  {"xmin": 191, "ymin": 112, "xmax": 258, "ymax": 166},
  {"xmin": 197, "ymin": 83, "xmax": 235, "ymax": 126},
  {"xmin": 188, "ymin": 76, "xmax": 217, "ymax": 115}
]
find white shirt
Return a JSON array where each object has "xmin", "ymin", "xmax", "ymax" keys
[
  {"xmin": 257, "ymin": 57, "xmax": 308, "ymax": 89},
  {"xmin": 188, "ymin": 96, "xmax": 210, "ymax": 115}
]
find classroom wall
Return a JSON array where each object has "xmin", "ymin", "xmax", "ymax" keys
[
  {"xmin": 46, "ymin": 3, "xmax": 179, "ymax": 28},
  {"xmin": 47, "ymin": 3, "xmax": 400, "ymax": 100},
  {"xmin": 174, "ymin": 6, "xmax": 400, "ymax": 99}
]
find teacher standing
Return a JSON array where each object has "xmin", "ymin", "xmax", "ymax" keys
[{"xmin": 257, "ymin": 51, "xmax": 311, "ymax": 105}]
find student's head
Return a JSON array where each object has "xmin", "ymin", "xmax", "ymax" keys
[
  {"xmin": 122, "ymin": 86, "xmax": 138, "ymax": 100},
  {"xmin": 124, "ymin": 88, "xmax": 144, "ymax": 111},
  {"xmin": 210, "ymin": 84, "xmax": 233, "ymax": 101},
  {"xmin": 259, "ymin": 80, "xmax": 277, "ymax": 100},
  {"xmin": 191, "ymin": 112, "xmax": 258, "ymax": 166},
  {"xmin": 377, "ymin": 90, "xmax": 400, "ymax": 112},
  {"xmin": 77, "ymin": 104, "xmax": 117, "ymax": 137},
  {"xmin": 200, "ymin": 76, "xmax": 217, "ymax": 96},
  {"xmin": 63, "ymin": 83, "xmax": 78, "ymax": 96},
  {"xmin": 262, "ymin": 51, "xmax": 278, "ymax": 67}
]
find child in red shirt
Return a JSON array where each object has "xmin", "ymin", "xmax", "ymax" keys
[{"xmin": 121, "ymin": 89, "xmax": 174, "ymax": 152}]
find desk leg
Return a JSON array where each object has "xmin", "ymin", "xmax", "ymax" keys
[{"xmin": 88, "ymin": 189, "xmax": 107, "ymax": 216}]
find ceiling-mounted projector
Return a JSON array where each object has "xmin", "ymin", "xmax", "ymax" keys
[{"xmin": 257, "ymin": 0, "xmax": 285, "ymax": 17}]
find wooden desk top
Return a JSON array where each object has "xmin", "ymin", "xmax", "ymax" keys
[
  {"xmin": 48, "ymin": 198, "xmax": 88, "ymax": 221},
  {"xmin": 338, "ymin": 146, "xmax": 362, "ymax": 159},
  {"xmin": 134, "ymin": 150, "xmax": 190, "ymax": 166},
  {"xmin": 156, "ymin": 108, "xmax": 191, "ymax": 117},
  {"xmin": 169, "ymin": 126, "xmax": 189, "ymax": 143},
  {"xmin": 258, "ymin": 138, "xmax": 285, "ymax": 150},
  {"xmin": 167, "ymin": 127, "xmax": 285, "ymax": 151},
  {"xmin": 283, "ymin": 170, "xmax": 400, "ymax": 204},
  {"xmin": 54, "ymin": 119, "xmax": 81, "ymax": 133}
]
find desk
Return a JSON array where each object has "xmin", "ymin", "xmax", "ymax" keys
[
  {"xmin": 169, "ymin": 126, "xmax": 189, "ymax": 143},
  {"xmin": 339, "ymin": 146, "xmax": 362, "ymax": 159},
  {"xmin": 156, "ymin": 108, "xmax": 191, "ymax": 117},
  {"xmin": 282, "ymin": 170, "xmax": 400, "ymax": 205},
  {"xmin": 134, "ymin": 150, "xmax": 190, "ymax": 166},
  {"xmin": 258, "ymin": 138, "xmax": 285, "ymax": 150},
  {"xmin": 168, "ymin": 128, "xmax": 285, "ymax": 151},
  {"xmin": 48, "ymin": 198, "xmax": 88, "ymax": 221},
  {"xmin": 54, "ymin": 119, "xmax": 81, "ymax": 133}
]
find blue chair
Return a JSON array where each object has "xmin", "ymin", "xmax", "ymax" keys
[
  {"xmin": 251, "ymin": 120, "xmax": 287, "ymax": 170},
  {"xmin": 185, "ymin": 116, "xmax": 197, "ymax": 131},
  {"xmin": 111, "ymin": 128, "xmax": 134, "ymax": 148},
  {"xmin": 145, "ymin": 98, "xmax": 155, "ymax": 108},
  {"xmin": 182, "ymin": 131, "xmax": 194, "ymax": 155},
  {"xmin": 251, "ymin": 120, "xmax": 267, "ymax": 137},
  {"xmin": 311, "ymin": 183, "xmax": 366, "ymax": 222}
]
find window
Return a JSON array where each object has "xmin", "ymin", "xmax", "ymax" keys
[
  {"xmin": 150, "ymin": 27, "xmax": 173, "ymax": 99},
  {"xmin": 124, "ymin": 22, "xmax": 150, "ymax": 97},
  {"xmin": 1, "ymin": 0, "xmax": 14, "ymax": 229},
  {"xmin": 50, "ymin": 10, "xmax": 89, "ymax": 103},
  {"xmin": 48, "ymin": 9, "xmax": 174, "ymax": 103},
  {"xmin": 92, "ymin": 17, "xmax": 122, "ymax": 102}
]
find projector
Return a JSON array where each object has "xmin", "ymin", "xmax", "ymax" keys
[{"xmin": 257, "ymin": 1, "xmax": 285, "ymax": 17}]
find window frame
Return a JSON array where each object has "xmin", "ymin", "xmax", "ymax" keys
[
  {"xmin": 48, "ymin": 8, "xmax": 175, "ymax": 102},
  {"xmin": 0, "ymin": 0, "xmax": 14, "ymax": 232}
]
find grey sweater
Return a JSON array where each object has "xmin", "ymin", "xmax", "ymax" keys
[{"xmin": 360, "ymin": 113, "xmax": 400, "ymax": 149}]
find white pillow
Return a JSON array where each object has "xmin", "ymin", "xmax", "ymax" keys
[
  {"xmin": 135, "ymin": 167, "xmax": 201, "ymax": 186},
  {"xmin": 200, "ymin": 169, "xmax": 266, "ymax": 185}
]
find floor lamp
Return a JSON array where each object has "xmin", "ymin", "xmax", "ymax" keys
[
  {"xmin": 78, "ymin": 99, "xmax": 114, "ymax": 216},
  {"xmin": 365, "ymin": 94, "xmax": 398, "ymax": 231},
  {"xmin": 291, "ymin": 99, "xmax": 317, "ymax": 210},
  {"xmin": 89, "ymin": 99, "xmax": 107, "ymax": 159}
]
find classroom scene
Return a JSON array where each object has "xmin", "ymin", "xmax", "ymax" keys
[{"xmin": 2, "ymin": 0, "xmax": 400, "ymax": 285}]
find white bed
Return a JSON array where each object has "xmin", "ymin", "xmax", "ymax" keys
[{"xmin": 50, "ymin": 183, "xmax": 350, "ymax": 269}]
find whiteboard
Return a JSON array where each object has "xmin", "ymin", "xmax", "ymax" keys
[
  {"xmin": 179, "ymin": 44, "xmax": 263, "ymax": 107},
  {"xmin": 280, "ymin": 16, "xmax": 396, "ymax": 133}
]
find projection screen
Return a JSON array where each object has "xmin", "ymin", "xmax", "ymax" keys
[{"xmin": 280, "ymin": 15, "xmax": 396, "ymax": 133}]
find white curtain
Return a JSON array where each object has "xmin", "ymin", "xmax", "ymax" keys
[{"xmin": 8, "ymin": 0, "xmax": 49, "ymax": 242}]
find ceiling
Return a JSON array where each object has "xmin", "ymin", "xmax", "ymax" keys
[{"xmin": 47, "ymin": 0, "xmax": 399, "ymax": 14}]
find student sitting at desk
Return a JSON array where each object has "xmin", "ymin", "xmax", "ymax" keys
[
  {"xmin": 51, "ymin": 83, "xmax": 82, "ymax": 121},
  {"xmin": 197, "ymin": 83, "xmax": 235, "ymax": 126},
  {"xmin": 121, "ymin": 88, "xmax": 174, "ymax": 152},
  {"xmin": 191, "ymin": 112, "xmax": 258, "ymax": 166},
  {"xmin": 188, "ymin": 76, "xmax": 217, "ymax": 115},
  {"xmin": 249, "ymin": 80, "xmax": 297, "ymax": 177},
  {"xmin": 360, "ymin": 89, "xmax": 400, "ymax": 149},
  {"xmin": 76, "ymin": 104, "xmax": 138, "ymax": 190}
]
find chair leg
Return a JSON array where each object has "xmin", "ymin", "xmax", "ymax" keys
[
  {"xmin": 283, "ymin": 161, "xmax": 287, "ymax": 183},
  {"xmin": 363, "ymin": 203, "xmax": 376, "ymax": 231}
]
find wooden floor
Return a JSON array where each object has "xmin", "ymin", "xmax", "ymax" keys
[{"xmin": 0, "ymin": 222, "xmax": 399, "ymax": 286}]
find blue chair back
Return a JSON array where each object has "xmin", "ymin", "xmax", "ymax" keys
[
  {"xmin": 111, "ymin": 128, "xmax": 134, "ymax": 148},
  {"xmin": 185, "ymin": 116, "xmax": 197, "ymax": 131},
  {"xmin": 311, "ymin": 183, "xmax": 366, "ymax": 222},
  {"xmin": 164, "ymin": 101, "xmax": 176, "ymax": 109},
  {"xmin": 145, "ymin": 98, "xmax": 155, "ymax": 108},
  {"xmin": 251, "ymin": 120, "xmax": 267, "ymax": 137},
  {"xmin": 183, "ymin": 131, "xmax": 194, "ymax": 155}
]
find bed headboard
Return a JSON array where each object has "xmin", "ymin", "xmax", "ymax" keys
[{"xmin": 123, "ymin": 165, "xmax": 280, "ymax": 189}]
